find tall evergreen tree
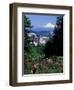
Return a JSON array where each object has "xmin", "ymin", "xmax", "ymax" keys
[
  {"xmin": 44, "ymin": 32, "xmax": 54, "ymax": 57},
  {"xmin": 53, "ymin": 16, "xmax": 63, "ymax": 56},
  {"xmin": 24, "ymin": 15, "xmax": 33, "ymax": 59}
]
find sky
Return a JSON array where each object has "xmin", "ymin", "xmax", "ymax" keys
[{"xmin": 24, "ymin": 14, "xmax": 59, "ymax": 29}]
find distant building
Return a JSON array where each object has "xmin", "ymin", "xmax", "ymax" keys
[
  {"xmin": 28, "ymin": 32, "xmax": 49, "ymax": 46},
  {"xmin": 39, "ymin": 36, "xmax": 49, "ymax": 45}
]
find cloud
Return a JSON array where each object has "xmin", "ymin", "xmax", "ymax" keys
[{"xmin": 43, "ymin": 22, "xmax": 56, "ymax": 29}]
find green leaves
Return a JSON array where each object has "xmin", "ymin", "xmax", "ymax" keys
[{"xmin": 26, "ymin": 44, "xmax": 43, "ymax": 61}]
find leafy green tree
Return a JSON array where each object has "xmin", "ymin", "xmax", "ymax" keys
[{"xmin": 26, "ymin": 45, "xmax": 41, "ymax": 61}]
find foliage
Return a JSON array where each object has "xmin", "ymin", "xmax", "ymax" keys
[
  {"xmin": 24, "ymin": 15, "xmax": 33, "ymax": 59},
  {"xmin": 26, "ymin": 44, "xmax": 44, "ymax": 61},
  {"xmin": 44, "ymin": 40, "xmax": 54, "ymax": 57},
  {"xmin": 53, "ymin": 16, "xmax": 63, "ymax": 56}
]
